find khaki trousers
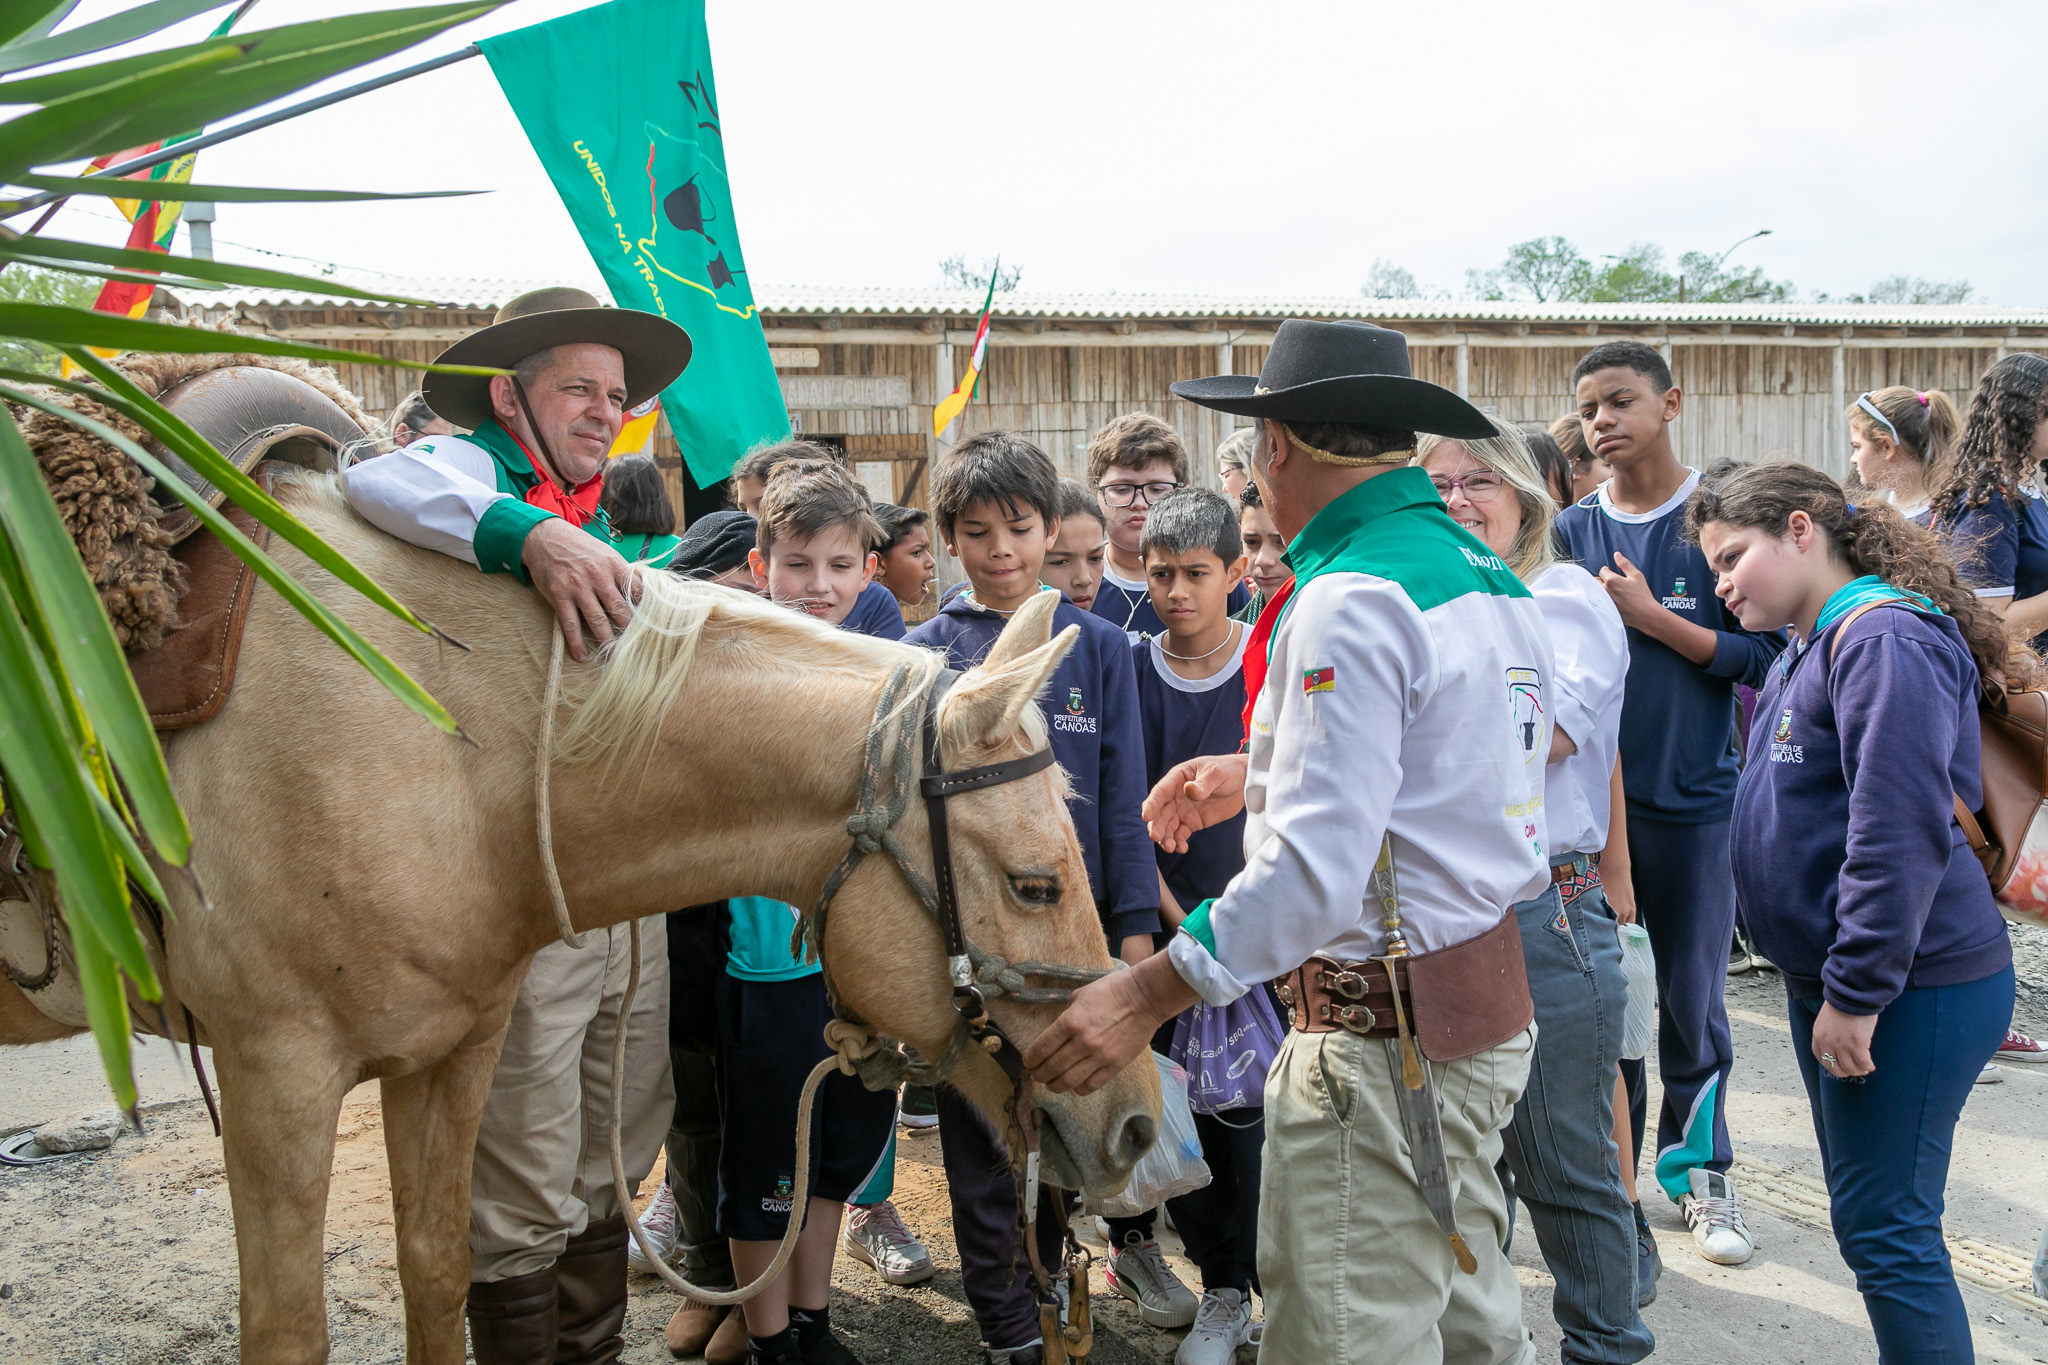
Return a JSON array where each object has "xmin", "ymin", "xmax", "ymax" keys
[
  {"xmin": 1258, "ymin": 1023, "xmax": 1538, "ymax": 1365},
  {"xmin": 470, "ymin": 917, "xmax": 675, "ymax": 1282}
]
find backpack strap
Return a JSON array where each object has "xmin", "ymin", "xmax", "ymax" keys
[{"xmin": 1822, "ymin": 598, "xmax": 1992, "ymax": 859}]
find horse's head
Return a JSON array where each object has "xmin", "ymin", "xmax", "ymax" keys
[{"xmin": 824, "ymin": 591, "xmax": 1160, "ymax": 1197}]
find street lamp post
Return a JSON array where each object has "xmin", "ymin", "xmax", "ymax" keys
[{"xmin": 1679, "ymin": 229, "xmax": 1773, "ymax": 302}]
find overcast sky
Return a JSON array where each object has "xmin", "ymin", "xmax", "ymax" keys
[{"xmin": 31, "ymin": 0, "xmax": 2048, "ymax": 306}]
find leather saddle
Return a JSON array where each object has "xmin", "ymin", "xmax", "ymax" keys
[{"xmin": 128, "ymin": 366, "xmax": 367, "ymax": 729}]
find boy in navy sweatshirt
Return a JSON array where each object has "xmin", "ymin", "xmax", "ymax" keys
[
  {"xmin": 1131, "ymin": 488, "xmax": 1268, "ymax": 1354},
  {"xmin": 1555, "ymin": 341, "xmax": 1786, "ymax": 1271},
  {"xmin": 906, "ymin": 432, "xmax": 1165, "ymax": 1361},
  {"xmin": 1087, "ymin": 413, "xmax": 1247, "ymax": 639}
]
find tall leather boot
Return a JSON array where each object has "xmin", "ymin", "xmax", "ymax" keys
[
  {"xmin": 555, "ymin": 1214, "xmax": 631, "ymax": 1365},
  {"xmin": 467, "ymin": 1266, "xmax": 560, "ymax": 1365}
]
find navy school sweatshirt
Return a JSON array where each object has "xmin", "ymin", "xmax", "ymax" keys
[
  {"xmin": 1910, "ymin": 491, "xmax": 2018, "ymax": 600},
  {"xmin": 842, "ymin": 581, "xmax": 907, "ymax": 640},
  {"xmin": 1555, "ymin": 471, "xmax": 1787, "ymax": 823},
  {"xmin": 1131, "ymin": 631, "xmax": 1250, "ymax": 914},
  {"xmin": 1730, "ymin": 605, "xmax": 2009, "ymax": 1014},
  {"xmin": 907, "ymin": 590, "xmax": 1162, "ymax": 942}
]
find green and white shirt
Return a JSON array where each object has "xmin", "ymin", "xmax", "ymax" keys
[{"xmin": 1168, "ymin": 467, "xmax": 1555, "ymax": 1005}]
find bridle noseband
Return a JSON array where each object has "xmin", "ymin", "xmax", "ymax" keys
[{"xmin": 803, "ymin": 662, "xmax": 1107, "ymax": 1084}]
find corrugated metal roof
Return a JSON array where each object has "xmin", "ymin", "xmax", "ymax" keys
[{"xmin": 169, "ymin": 278, "xmax": 2048, "ymax": 329}]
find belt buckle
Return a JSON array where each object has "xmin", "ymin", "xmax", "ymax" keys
[
  {"xmin": 1326, "ymin": 969, "xmax": 1369, "ymax": 1000},
  {"xmin": 1321, "ymin": 1002, "xmax": 1378, "ymax": 1035}
]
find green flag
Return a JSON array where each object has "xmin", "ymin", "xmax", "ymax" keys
[{"xmin": 479, "ymin": 0, "xmax": 788, "ymax": 487}]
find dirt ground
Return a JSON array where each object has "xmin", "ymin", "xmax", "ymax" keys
[{"xmin": 10, "ymin": 931, "xmax": 2048, "ymax": 1363}]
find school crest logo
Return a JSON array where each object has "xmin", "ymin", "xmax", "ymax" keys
[
  {"xmin": 1506, "ymin": 667, "xmax": 1544, "ymax": 763},
  {"xmin": 1673, "ymin": 577, "xmax": 1687, "ymax": 597},
  {"xmin": 1774, "ymin": 707, "xmax": 1793, "ymax": 743},
  {"xmin": 1066, "ymin": 686, "xmax": 1085, "ymax": 715}
]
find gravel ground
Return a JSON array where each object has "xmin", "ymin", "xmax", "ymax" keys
[{"xmin": 5, "ymin": 925, "xmax": 2048, "ymax": 1362}]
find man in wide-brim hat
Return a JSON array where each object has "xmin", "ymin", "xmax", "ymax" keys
[
  {"xmin": 1026, "ymin": 320, "xmax": 1553, "ymax": 1364},
  {"xmin": 347, "ymin": 288, "xmax": 690, "ymax": 1364},
  {"xmin": 347, "ymin": 284, "xmax": 690, "ymax": 660}
]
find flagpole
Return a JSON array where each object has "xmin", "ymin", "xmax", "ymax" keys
[{"xmin": 9, "ymin": 45, "xmax": 482, "ymax": 215}]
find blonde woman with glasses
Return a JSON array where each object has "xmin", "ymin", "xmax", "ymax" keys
[{"xmin": 1418, "ymin": 418, "xmax": 1655, "ymax": 1362}]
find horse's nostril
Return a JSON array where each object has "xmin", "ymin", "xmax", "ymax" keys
[{"xmin": 1118, "ymin": 1114, "xmax": 1157, "ymax": 1165}]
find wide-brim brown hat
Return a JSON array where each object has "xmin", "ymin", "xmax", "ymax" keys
[
  {"xmin": 1171, "ymin": 318, "xmax": 1493, "ymax": 438},
  {"xmin": 422, "ymin": 286, "xmax": 692, "ymax": 429}
]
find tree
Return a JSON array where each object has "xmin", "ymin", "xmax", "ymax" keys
[
  {"xmin": 1474, "ymin": 236, "xmax": 1593, "ymax": 302},
  {"xmin": 1675, "ymin": 252, "xmax": 1795, "ymax": 303},
  {"xmin": 940, "ymin": 254, "xmax": 1022, "ymax": 293},
  {"xmin": 0, "ymin": 266, "xmax": 96, "ymax": 374},
  {"xmin": 1866, "ymin": 275, "xmax": 1973, "ymax": 306},
  {"xmin": 1465, "ymin": 236, "xmax": 1795, "ymax": 303},
  {"xmin": 1360, "ymin": 258, "xmax": 1419, "ymax": 299},
  {"xmin": 1587, "ymin": 243, "xmax": 1677, "ymax": 303}
]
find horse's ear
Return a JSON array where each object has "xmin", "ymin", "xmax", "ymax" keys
[
  {"xmin": 945, "ymin": 623, "xmax": 1080, "ymax": 751},
  {"xmin": 976, "ymin": 589, "xmax": 1060, "ymax": 672}
]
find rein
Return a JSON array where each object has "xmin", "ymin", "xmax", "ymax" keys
[{"xmin": 531, "ymin": 642, "xmax": 1108, "ymax": 1311}]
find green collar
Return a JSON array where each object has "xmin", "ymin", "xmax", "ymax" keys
[
  {"xmin": 1283, "ymin": 466, "xmax": 1443, "ymax": 581},
  {"xmin": 464, "ymin": 418, "xmax": 541, "ymax": 494}
]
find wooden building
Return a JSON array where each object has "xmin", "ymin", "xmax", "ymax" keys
[{"xmin": 171, "ymin": 279, "xmax": 2048, "ymax": 537}]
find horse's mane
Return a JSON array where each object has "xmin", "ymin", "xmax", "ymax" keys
[{"xmin": 557, "ymin": 568, "xmax": 941, "ymax": 768}]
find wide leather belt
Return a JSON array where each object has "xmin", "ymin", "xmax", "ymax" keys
[{"xmin": 1277, "ymin": 956, "xmax": 1411, "ymax": 1037}]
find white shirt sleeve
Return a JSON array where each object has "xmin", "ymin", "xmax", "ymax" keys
[
  {"xmin": 1168, "ymin": 574, "xmax": 1432, "ymax": 1003},
  {"xmin": 343, "ymin": 435, "xmax": 511, "ymax": 566},
  {"xmin": 1534, "ymin": 564, "xmax": 1629, "ymax": 854}
]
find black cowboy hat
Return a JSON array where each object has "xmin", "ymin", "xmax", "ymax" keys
[
  {"xmin": 1171, "ymin": 319, "xmax": 1494, "ymax": 439},
  {"xmin": 423, "ymin": 287, "xmax": 693, "ymax": 430}
]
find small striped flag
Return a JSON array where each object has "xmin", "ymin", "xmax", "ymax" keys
[
  {"xmin": 1303, "ymin": 666, "xmax": 1335, "ymax": 694},
  {"xmin": 933, "ymin": 265, "xmax": 999, "ymax": 438}
]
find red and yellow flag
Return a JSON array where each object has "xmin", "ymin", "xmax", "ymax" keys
[{"xmin": 933, "ymin": 269, "xmax": 999, "ymax": 438}]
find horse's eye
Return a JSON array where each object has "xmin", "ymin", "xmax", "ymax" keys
[{"xmin": 1007, "ymin": 873, "xmax": 1062, "ymax": 908}]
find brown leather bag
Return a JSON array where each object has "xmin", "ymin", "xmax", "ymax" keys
[{"xmin": 1830, "ymin": 601, "xmax": 2048, "ymax": 923}]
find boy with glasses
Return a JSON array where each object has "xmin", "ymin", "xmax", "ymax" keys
[{"xmin": 1088, "ymin": 414, "xmax": 1247, "ymax": 639}]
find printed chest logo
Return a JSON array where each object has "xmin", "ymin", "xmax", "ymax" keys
[
  {"xmin": 1769, "ymin": 706, "xmax": 1803, "ymax": 764},
  {"xmin": 1662, "ymin": 575, "xmax": 1699, "ymax": 612},
  {"xmin": 762, "ymin": 1174, "xmax": 795, "ymax": 1215},
  {"xmin": 1506, "ymin": 667, "xmax": 1544, "ymax": 764},
  {"xmin": 1054, "ymin": 685, "xmax": 1097, "ymax": 733}
]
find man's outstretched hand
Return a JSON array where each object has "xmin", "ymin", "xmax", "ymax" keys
[
  {"xmin": 522, "ymin": 517, "xmax": 639, "ymax": 661},
  {"xmin": 1141, "ymin": 752, "xmax": 1250, "ymax": 853},
  {"xmin": 1025, "ymin": 952, "xmax": 1201, "ymax": 1096}
]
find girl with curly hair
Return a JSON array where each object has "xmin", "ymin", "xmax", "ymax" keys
[
  {"xmin": 1922, "ymin": 355, "xmax": 2048, "ymax": 645},
  {"xmin": 1690, "ymin": 461, "xmax": 2031, "ymax": 1362}
]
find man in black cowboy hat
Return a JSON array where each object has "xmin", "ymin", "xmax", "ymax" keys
[
  {"xmin": 346, "ymin": 285, "xmax": 690, "ymax": 661},
  {"xmin": 347, "ymin": 288, "xmax": 691, "ymax": 1365},
  {"xmin": 1026, "ymin": 320, "xmax": 1554, "ymax": 1363}
]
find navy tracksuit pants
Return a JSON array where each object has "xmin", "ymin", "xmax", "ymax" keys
[
  {"xmin": 1623, "ymin": 814, "xmax": 1737, "ymax": 1202},
  {"xmin": 1787, "ymin": 965, "xmax": 2011, "ymax": 1363}
]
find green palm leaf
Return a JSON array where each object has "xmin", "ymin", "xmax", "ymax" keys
[
  {"xmin": 0, "ymin": 0, "xmax": 231, "ymax": 75},
  {"xmin": 0, "ymin": 382, "xmax": 462, "ymax": 737},
  {"xmin": 0, "ymin": 412, "xmax": 189, "ymax": 863},
  {"xmin": 6, "ymin": 174, "xmax": 481, "ymax": 204},
  {"xmin": 36, "ymin": 353, "xmax": 459, "ymax": 643},
  {"xmin": 0, "ymin": 303, "xmax": 504, "ymax": 371},
  {"xmin": 0, "ymin": 234, "xmax": 435, "ymax": 303}
]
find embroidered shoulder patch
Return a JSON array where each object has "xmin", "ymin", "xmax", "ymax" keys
[{"xmin": 1303, "ymin": 666, "xmax": 1335, "ymax": 694}]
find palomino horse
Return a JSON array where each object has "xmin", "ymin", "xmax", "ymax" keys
[{"xmin": 1, "ymin": 472, "xmax": 1160, "ymax": 1364}]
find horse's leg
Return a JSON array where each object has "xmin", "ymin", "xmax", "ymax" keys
[
  {"xmin": 213, "ymin": 1042, "xmax": 350, "ymax": 1365},
  {"xmin": 380, "ymin": 1018, "xmax": 511, "ymax": 1365}
]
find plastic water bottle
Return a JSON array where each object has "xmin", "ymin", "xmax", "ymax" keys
[{"xmin": 1617, "ymin": 922, "xmax": 1657, "ymax": 1060}]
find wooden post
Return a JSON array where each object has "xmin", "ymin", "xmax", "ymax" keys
[
  {"xmin": 1218, "ymin": 337, "xmax": 1235, "ymax": 479},
  {"xmin": 1454, "ymin": 342, "xmax": 1470, "ymax": 399},
  {"xmin": 1831, "ymin": 341, "xmax": 1848, "ymax": 472},
  {"xmin": 934, "ymin": 341, "xmax": 955, "ymax": 443}
]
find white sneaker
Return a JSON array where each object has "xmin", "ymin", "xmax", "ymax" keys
[
  {"xmin": 843, "ymin": 1199, "xmax": 935, "ymax": 1285},
  {"xmin": 1679, "ymin": 1168, "xmax": 1755, "ymax": 1265},
  {"xmin": 1175, "ymin": 1288, "xmax": 1253, "ymax": 1364},
  {"xmin": 1106, "ymin": 1233, "xmax": 1198, "ymax": 1329},
  {"xmin": 625, "ymin": 1178, "xmax": 679, "ymax": 1273},
  {"xmin": 1978, "ymin": 1061, "xmax": 2004, "ymax": 1085}
]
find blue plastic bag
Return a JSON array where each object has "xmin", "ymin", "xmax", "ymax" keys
[{"xmin": 1169, "ymin": 989, "xmax": 1286, "ymax": 1114}]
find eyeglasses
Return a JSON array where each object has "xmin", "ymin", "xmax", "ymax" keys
[
  {"xmin": 1096, "ymin": 480, "xmax": 1182, "ymax": 508},
  {"xmin": 1430, "ymin": 472, "xmax": 1505, "ymax": 503}
]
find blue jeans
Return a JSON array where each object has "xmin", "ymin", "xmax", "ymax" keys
[
  {"xmin": 1499, "ymin": 877, "xmax": 1655, "ymax": 1364},
  {"xmin": 1787, "ymin": 964, "xmax": 2014, "ymax": 1364}
]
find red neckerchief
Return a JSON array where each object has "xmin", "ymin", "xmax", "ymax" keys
[
  {"xmin": 1239, "ymin": 579, "xmax": 1296, "ymax": 740},
  {"xmin": 507, "ymin": 427, "xmax": 604, "ymax": 528}
]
